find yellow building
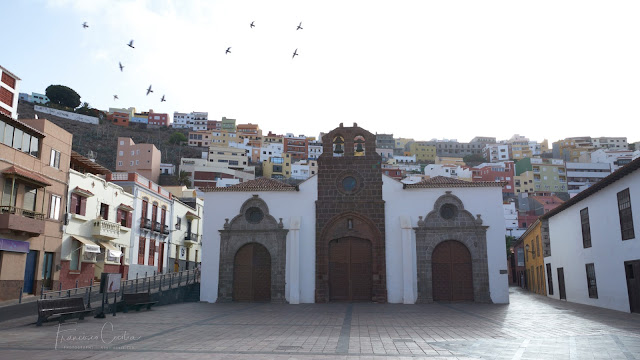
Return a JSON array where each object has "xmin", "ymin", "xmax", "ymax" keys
[
  {"xmin": 210, "ymin": 130, "xmax": 239, "ymax": 146},
  {"xmin": 394, "ymin": 137, "xmax": 414, "ymax": 151},
  {"xmin": 514, "ymin": 172, "xmax": 535, "ymax": 194},
  {"xmin": 540, "ymin": 139, "xmax": 550, "ymax": 153},
  {"xmin": 262, "ymin": 153, "xmax": 292, "ymax": 180},
  {"xmin": 518, "ymin": 220, "xmax": 546, "ymax": 295},
  {"xmin": 510, "ymin": 142, "xmax": 533, "ymax": 160},
  {"xmin": 408, "ymin": 142, "xmax": 436, "ymax": 163},
  {"xmin": 435, "ymin": 156, "xmax": 465, "ymax": 166},
  {"xmin": 553, "ymin": 139, "xmax": 594, "ymax": 162}
]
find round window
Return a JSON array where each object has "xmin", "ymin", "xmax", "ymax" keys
[
  {"xmin": 439, "ymin": 204, "xmax": 457, "ymax": 220},
  {"xmin": 245, "ymin": 207, "xmax": 264, "ymax": 224},
  {"xmin": 342, "ymin": 176, "xmax": 357, "ymax": 192}
]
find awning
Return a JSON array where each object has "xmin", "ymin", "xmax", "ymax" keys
[
  {"xmin": 72, "ymin": 236, "xmax": 101, "ymax": 253},
  {"xmin": 2, "ymin": 166, "xmax": 52, "ymax": 187},
  {"xmin": 98, "ymin": 241, "xmax": 122, "ymax": 258},
  {"xmin": 72, "ymin": 186, "xmax": 94, "ymax": 197},
  {"xmin": 185, "ymin": 211, "xmax": 200, "ymax": 219},
  {"xmin": 118, "ymin": 203, "xmax": 134, "ymax": 211}
]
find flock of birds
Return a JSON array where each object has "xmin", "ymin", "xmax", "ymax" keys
[
  {"xmin": 81, "ymin": 19, "xmax": 304, "ymax": 104},
  {"xmin": 226, "ymin": 21, "xmax": 303, "ymax": 59}
]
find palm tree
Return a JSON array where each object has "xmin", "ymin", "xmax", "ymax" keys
[{"xmin": 177, "ymin": 170, "xmax": 192, "ymax": 188}]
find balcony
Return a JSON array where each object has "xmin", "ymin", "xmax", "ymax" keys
[
  {"xmin": 184, "ymin": 232, "xmax": 201, "ymax": 246},
  {"xmin": 141, "ymin": 218, "xmax": 152, "ymax": 230},
  {"xmin": 163, "ymin": 224, "xmax": 170, "ymax": 235},
  {"xmin": 0, "ymin": 206, "xmax": 45, "ymax": 236},
  {"xmin": 92, "ymin": 218, "xmax": 121, "ymax": 240},
  {"xmin": 152, "ymin": 221, "xmax": 162, "ymax": 233}
]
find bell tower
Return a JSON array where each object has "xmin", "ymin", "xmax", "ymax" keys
[{"xmin": 315, "ymin": 123, "xmax": 387, "ymax": 303}]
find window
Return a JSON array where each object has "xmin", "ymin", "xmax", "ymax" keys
[
  {"xmin": 138, "ymin": 238, "xmax": 146, "ymax": 264},
  {"xmin": 100, "ymin": 203, "xmax": 109, "ymax": 220},
  {"xmin": 176, "ymin": 217, "xmax": 181, "ymax": 230},
  {"xmin": 49, "ymin": 149, "xmax": 61, "ymax": 168},
  {"xmin": 120, "ymin": 140, "xmax": 124, "ymax": 145},
  {"xmin": 130, "ymin": 161, "xmax": 134, "ymax": 166},
  {"xmin": 585, "ymin": 263, "xmax": 598, "ymax": 298},
  {"xmin": 117, "ymin": 209, "xmax": 131, "ymax": 227},
  {"xmin": 148, "ymin": 241, "xmax": 155, "ymax": 266},
  {"xmin": 136, "ymin": 160, "xmax": 139, "ymax": 165},
  {"xmin": 70, "ymin": 193, "xmax": 87, "ymax": 216},
  {"xmin": 131, "ymin": 150, "xmax": 135, "ymax": 156},
  {"xmin": 580, "ymin": 208, "xmax": 591, "ymax": 248},
  {"xmin": 536, "ymin": 235, "xmax": 540, "ymax": 257},
  {"xmin": 118, "ymin": 161, "xmax": 123, "ymax": 166},
  {"xmin": 546, "ymin": 263, "xmax": 553, "ymax": 295},
  {"xmin": 23, "ymin": 186, "xmax": 37, "ymax": 211},
  {"xmin": 617, "ymin": 188, "xmax": 635, "ymax": 240},
  {"xmin": 70, "ymin": 239, "xmax": 80, "ymax": 270},
  {"xmin": 118, "ymin": 151, "xmax": 123, "ymax": 156},
  {"xmin": 49, "ymin": 194, "xmax": 61, "ymax": 220}
]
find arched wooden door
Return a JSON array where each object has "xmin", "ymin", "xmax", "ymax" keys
[
  {"xmin": 233, "ymin": 243, "xmax": 271, "ymax": 302},
  {"xmin": 329, "ymin": 237, "xmax": 372, "ymax": 301},
  {"xmin": 432, "ymin": 240, "xmax": 473, "ymax": 301}
]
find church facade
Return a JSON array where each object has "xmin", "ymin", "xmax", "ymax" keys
[{"xmin": 200, "ymin": 124, "xmax": 509, "ymax": 304}]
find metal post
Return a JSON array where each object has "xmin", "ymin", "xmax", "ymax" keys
[
  {"xmin": 187, "ymin": 269, "xmax": 190, "ymax": 284},
  {"xmin": 148, "ymin": 275, "xmax": 151, "ymax": 294},
  {"xmin": 88, "ymin": 279, "xmax": 93, "ymax": 308},
  {"xmin": 67, "ymin": 289, "xmax": 71, "ymax": 297},
  {"xmin": 40, "ymin": 282, "xmax": 44, "ymax": 299},
  {"xmin": 19, "ymin": 288, "xmax": 23, "ymax": 303},
  {"xmin": 112, "ymin": 292, "xmax": 117, "ymax": 317},
  {"xmin": 169, "ymin": 272, "xmax": 172, "ymax": 289},
  {"xmin": 135, "ymin": 273, "xmax": 138, "ymax": 293},
  {"xmin": 75, "ymin": 280, "xmax": 78, "ymax": 294}
]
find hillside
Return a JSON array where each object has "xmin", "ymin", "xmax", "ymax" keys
[{"xmin": 17, "ymin": 101, "xmax": 202, "ymax": 175}]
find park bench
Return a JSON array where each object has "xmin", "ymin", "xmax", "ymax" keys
[
  {"xmin": 36, "ymin": 297, "xmax": 92, "ymax": 326},
  {"xmin": 122, "ymin": 292, "xmax": 157, "ymax": 312}
]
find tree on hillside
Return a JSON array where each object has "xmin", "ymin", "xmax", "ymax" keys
[
  {"xmin": 177, "ymin": 170, "xmax": 192, "ymax": 188},
  {"xmin": 169, "ymin": 132, "xmax": 188, "ymax": 145},
  {"xmin": 46, "ymin": 85, "xmax": 81, "ymax": 109},
  {"xmin": 463, "ymin": 154, "xmax": 486, "ymax": 167}
]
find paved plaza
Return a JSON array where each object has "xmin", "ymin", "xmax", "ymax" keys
[{"xmin": 0, "ymin": 287, "xmax": 639, "ymax": 359}]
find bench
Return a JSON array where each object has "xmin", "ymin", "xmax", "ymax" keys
[
  {"xmin": 122, "ymin": 292, "xmax": 157, "ymax": 313},
  {"xmin": 37, "ymin": 297, "xmax": 92, "ymax": 326}
]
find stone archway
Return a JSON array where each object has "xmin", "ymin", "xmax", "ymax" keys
[
  {"xmin": 233, "ymin": 243, "xmax": 271, "ymax": 302},
  {"xmin": 415, "ymin": 191, "xmax": 491, "ymax": 303},
  {"xmin": 432, "ymin": 240, "xmax": 473, "ymax": 301},
  {"xmin": 218, "ymin": 195, "xmax": 288, "ymax": 303},
  {"xmin": 317, "ymin": 212, "xmax": 386, "ymax": 303}
]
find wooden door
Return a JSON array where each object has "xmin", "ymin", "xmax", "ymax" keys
[
  {"xmin": 557, "ymin": 267, "xmax": 566, "ymax": 300},
  {"xmin": 158, "ymin": 243, "xmax": 164, "ymax": 273},
  {"xmin": 233, "ymin": 243, "xmax": 271, "ymax": 302},
  {"xmin": 329, "ymin": 237, "xmax": 372, "ymax": 302},
  {"xmin": 432, "ymin": 240, "xmax": 473, "ymax": 301},
  {"xmin": 23, "ymin": 250, "xmax": 37, "ymax": 294},
  {"xmin": 625, "ymin": 260, "xmax": 640, "ymax": 313}
]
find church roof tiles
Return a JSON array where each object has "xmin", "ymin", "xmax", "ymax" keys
[
  {"xmin": 404, "ymin": 176, "xmax": 505, "ymax": 189},
  {"xmin": 199, "ymin": 177, "xmax": 297, "ymax": 192}
]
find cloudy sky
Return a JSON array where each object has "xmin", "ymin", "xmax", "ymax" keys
[{"xmin": 3, "ymin": 0, "xmax": 640, "ymax": 143}]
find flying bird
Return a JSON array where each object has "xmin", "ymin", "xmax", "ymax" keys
[
  {"xmin": 296, "ymin": 22, "xmax": 303, "ymax": 30},
  {"xmin": 146, "ymin": 85, "xmax": 153, "ymax": 95},
  {"xmin": 226, "ymin": 47, "xmax": 231, "ymax": 54},
  {"xmin": 127, "ymin": 40, "xmax": 135, "ymax": 48},
  {"xmin": 161, "ymin": 95, "xmax": 166, "ymax": 102},
  {"xmin": 113, "ymin": 95, "xmax": 118, "ymax": 100},
  {"xmin": 292, "ymin": 48, "xmax": 299, "ymax": 59},
  {"xmin": 119, "ymin": 62, "xmax": 124, "ymax": 71},
  {"xmin": 82, "ymin": 22, "xmax": 88, "ymax": 28},
  {"xmin": 250, "ymin": 21, "xmax": 255, "ymax": 28}
]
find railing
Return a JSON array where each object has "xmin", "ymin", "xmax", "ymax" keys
[
  {"xmin": 185, "ymin": 233, "xmax": 201, "ymax": 243},
  {"xmin": 33, "ymin": 268, "xmax": 201, "ymax": 306},
  {"xmin": 142, "ymin": 218, "xmax": 152, "ymax": 229},
  {"xmin": 92, "ymin": 218, "xmax": 121, "ymax": 239},
  {"xmin": 153, "ymin": 221, "xmax": 161, "ymax": 232},
  {"xmin": 0, "ymin": 206, "xmax": 45, "ymax": 220},
  {"xmin": 163, "ymin": 224, "xmax": 170, "ymax": 234}
]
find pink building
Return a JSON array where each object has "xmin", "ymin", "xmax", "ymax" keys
[
  {"xmin": 115, "ymin": 137, "xmax": 161, "ymax": 183},
  {"xmin": 147, "ymin": 109, "xmax": 170, "ymax": 127},
  {"xmin": 472, "ymin": 161, "xmax": 515, "ymax": 195}
]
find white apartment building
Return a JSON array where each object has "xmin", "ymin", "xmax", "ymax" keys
[
  {"xmin": 106, "ymin": 173, "xmax": 173, "ymax": 279},
  {"xmin": 163, "ymin": 187, "xmax": 204, "ymax": 272},
  {"xmin": 308, "ymin": 141, "xmax": 323, "ymax": 160},
  {"xmin": 424, "ymin": 164, "xmax": 472, "ymax": 181},
  {"xmin": 62, "ymin": 170, "xmax": 135, "ymax": 285},
  {"xmin": 260, "ymin": 142, "xmax": 284, "ymax": 163},
  {"xmin": 588, "ymin": 149, "xmax": 636, "ymax": 171},
  {"xmin": 565, "ymin": 162, "xmax": 612, "ymax": 197},
  {"xmin": 591, "ymin": 137, "xmax": 628, "ymax": 150},
  {"xmin": 544, "ymin": 157, "xmax": 639, "ymax": 313},
  {"xmin": 483, "ymin": 144, "xmax": 510, "ymax": 162},
  {"xmin": 179, "ymin": 157, "xmax": 255, "ymax": 188},
  {"xmin": 173, "ymin": 111, "xmax": 209, "ymax": 131},
  {"xmin": 291, "ymin": 160, "xmax": 318, "ymax": 180}
]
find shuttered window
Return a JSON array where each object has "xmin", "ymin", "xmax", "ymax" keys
[
  {"xmin": 617, "ymin": 189, "xmax": 635, "ymax": 240},
  {"xmin": 581, "ymin": 208, "xmax": 591, "ymax": 248}
]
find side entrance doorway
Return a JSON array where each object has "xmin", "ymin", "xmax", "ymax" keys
[
  {"xmin": 329, "ymin": 237, "xmax": 372, "ymax": 302},
  {"xmin": 432, "ymin": 240, "xmax": 473, "ymax": 301},
  {"xmin": 625, "ymin": 260, "xmax": 640, "ymax": 313},
  {"xmin": 233, "ymin": 243, "xmax": 271, "ymax": 302},
  {"xmin": 23, "ymin": 250, "xmax": 37, "ymax": 294}
]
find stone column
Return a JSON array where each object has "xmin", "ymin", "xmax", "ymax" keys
[
  {"xmin": 288, "ymin": 217, "xmax": 301, "ymax": 304},
  {"xmin": 400, "ymin": 216, "xmax": 415, "ymax": 304}
]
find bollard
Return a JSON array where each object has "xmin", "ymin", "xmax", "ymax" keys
[
  {"xmin": 88, "ymin": 279, "xmax": 93, "ymax": 309},
  {"xmin": 67, "ymin": 289, "xmax": 71, "ymax": 298},
  {"xmin": 75, "ymin": 280, "xmax": 78, "ymax": 295},
  {"xmin": 59, "ymin": 282, "xmax": 62, "ymax": 292},
  {"xmin": 19, "ymin": 288, "xmax": 23, "ymax": 303}
]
